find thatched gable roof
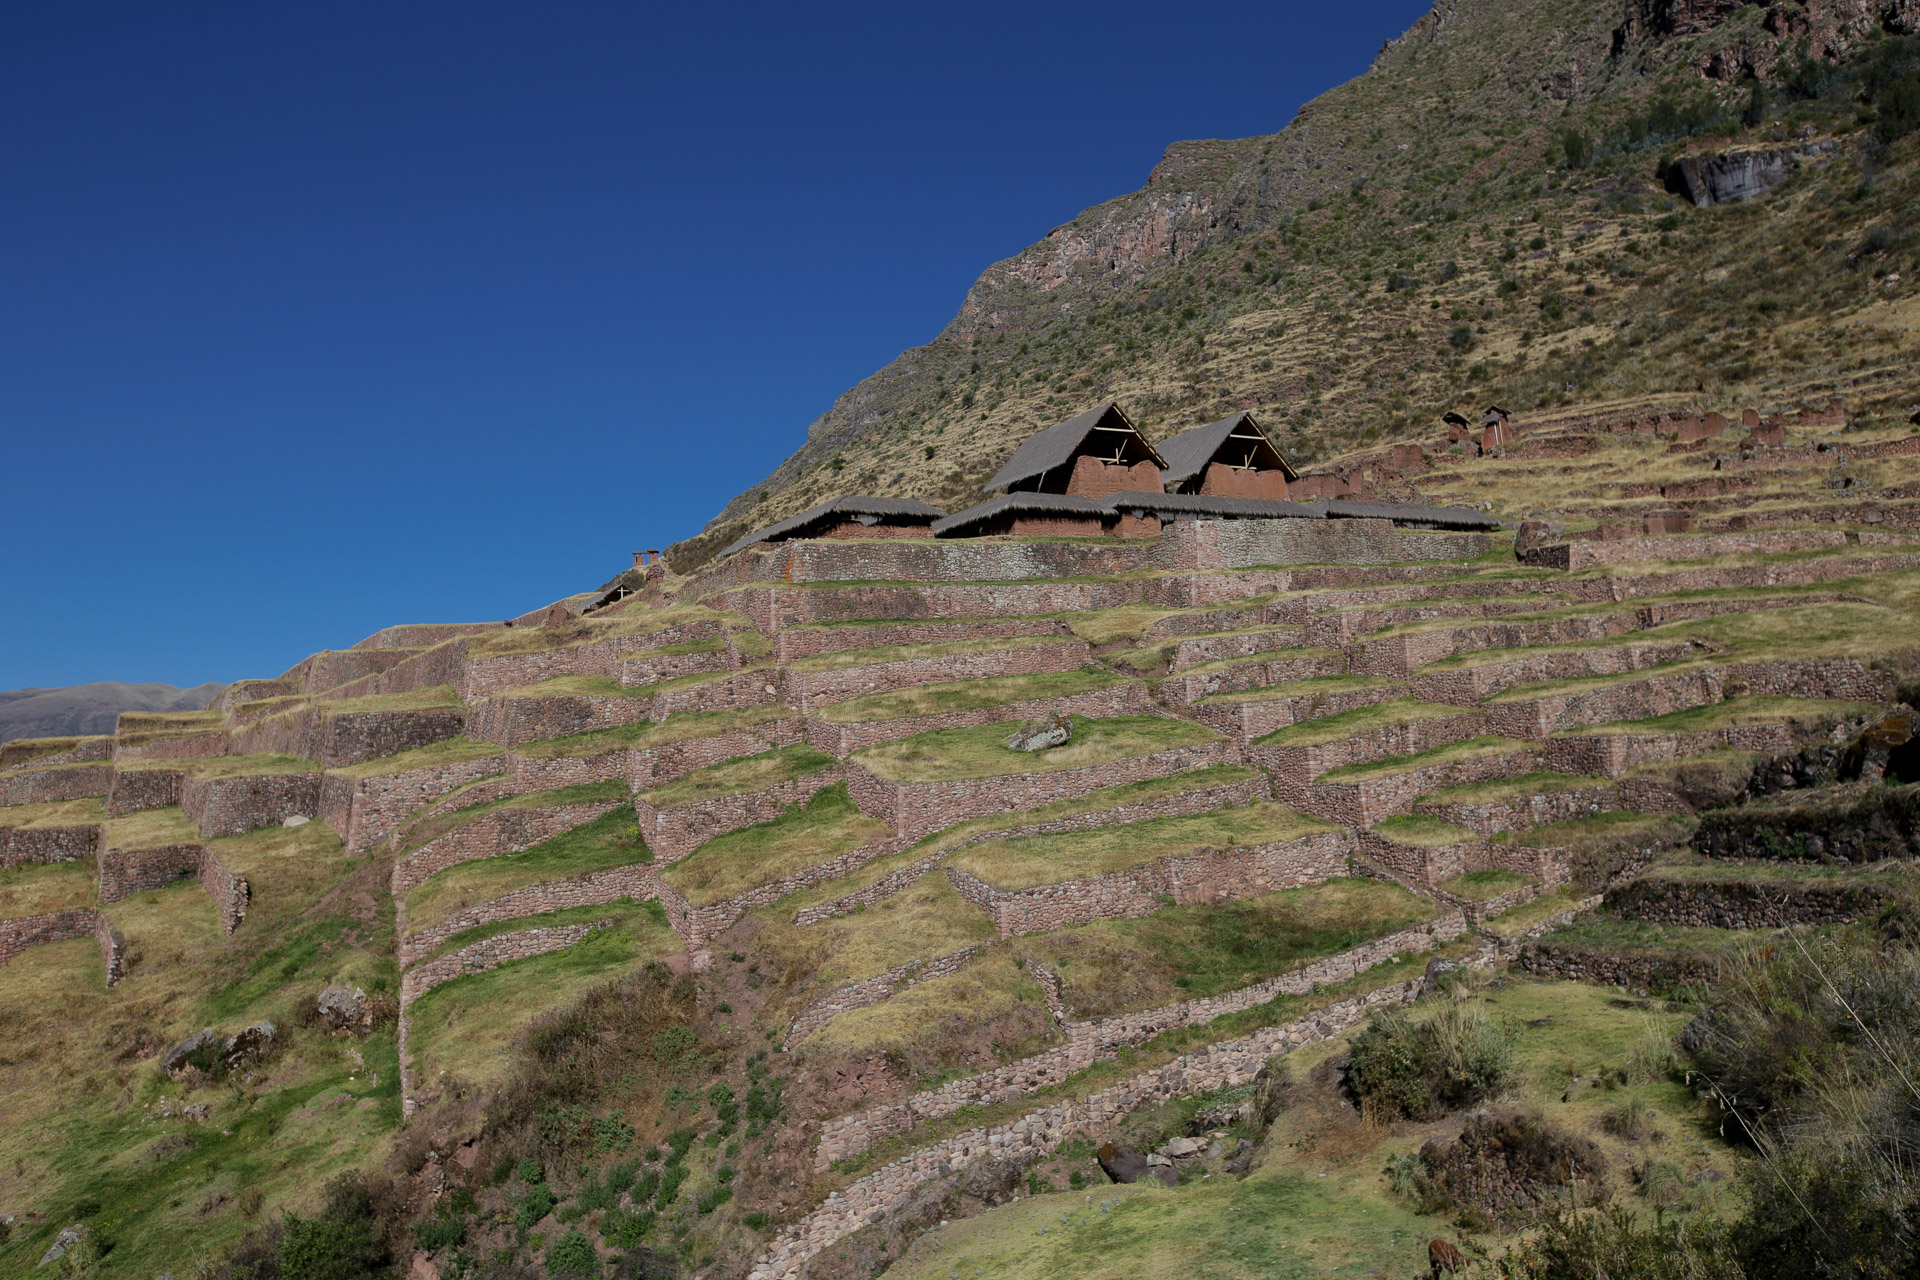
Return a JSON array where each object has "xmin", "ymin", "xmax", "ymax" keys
[
  {"xmin": 983, "ymin": 403, "xmax": 1166, "ymax": 493},
  {"xmin": 720, "ymin": 495, "xmax": 947, "ymax": 557},
  {"xmin": 929, "ymin": 493, "xmax": 1112, "ymax": 537},
  {"xmin": 1157, "ymin": 412, "xmax": 1298, "ymax": 486}
]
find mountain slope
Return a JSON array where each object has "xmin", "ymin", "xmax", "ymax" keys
[
  {"xmin": 0, "ymin": 681, "xmax": 226, "ymax": 746},
  {"xmin": 669, "ymin": 0, "xmax": 1920, "ymax": 571}
]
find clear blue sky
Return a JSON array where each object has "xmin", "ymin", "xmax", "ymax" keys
[{"xmin": 0, "ymin": 1, "xmax": 1430, "ymax": 689}]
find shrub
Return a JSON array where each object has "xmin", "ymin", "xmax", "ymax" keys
[
  {"xmin": 547, "ymin": 1230, "xmax": 598, "ymax": 1277},
  {"xmin": 1498, "ymin": 1204, "xmax": 1741, "ymax": 1279},
  {"xmin": 280, "ymin": 1176, "xmax": 387, "ymax": 1280},
  {"xmin": 515, "ymin": 1184, "xmax": 557, "ymax": 1231},
  {"xmin": 1449, "ymin": 325, "xmax": 1477, "ymax": 352},
  {"xmin": 1347, "ymin": 1002, "xmax": 1512, "ymax": 1122},
  {"xmin": 518, "ymin": 1157, "xmax": 543, "ymax": 1184},
  {"xmin": 604, "ymin": 1208, "xmax": 656, "ymax": 1249},
  {"xmin": 1558, "ymin": 130, "xmax": 1592, "ymax": 169},
  {"xmin": 414, "ymin": 1212, "xmax": 466, "ymax": 1252}
]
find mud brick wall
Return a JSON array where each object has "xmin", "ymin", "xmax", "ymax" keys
[
  {"xmin": 1410, "ymin": 641, "xmax": 1701, "ymax": 706},
  {"xmin": 1511, "ymin": 943, "xmax": 1720, "ymax": 992},
  {"xmin": 1192, "ymin": 683, "xmax": 1406, "ymax": 743},
  {"xmin": 199, "ymin": 848, "xmax": 250, "ymax": 934},
  {"xmin": 1300, "ymin": 747, "xmax": 1544, "ymax": 828},
  {"xmin": 785, "ymin": 945, "xmax": 984, "ymax": 1048},
  {"xmin": 745, "ymin": 539, "xmax": 1152, "ymax": 586},
  {"xmin": 0, "ymin": 736, "xmax": 114, "ymax": 768},
  {"xmin": 1542, "ymin": 724, "xmax": 1797, "ymax": 777},
  {"xmin": 1, "ymin": 764, "xmax": 113, "ymax": 805},
  {"xmin": 391, "ymin": 798, "xmax": 629, "ymax": 893},
  {"xmin": 847, "ymin": 741, "xmax": 1231, "ymax": 839},
  {"xmin": 718, "ymin": 581, "xmax": 1142, "ymax": 633},
  {"xmin": 1167, "ymin": 628, "xmax": 1304, "ymax": 674},
  {"xmin": 1253, "ymin": 712, "xmax": 1489, "ymax": 797},
  {"xmin": 947, "ymin": 829, "xmax": 1352, "ymax": 936},
  {"xmin": 775, "ymin": 619, "xmax": 1068, "ymax": 664},
  {"xmin": 181, "ymin": 772, "xmax": 322, "ymax": 839},
  {"xmin": 107, "ymin": 767, "xmax": 185, "ymax": 815},
  {"xmin": 636, "ymin": 769, "xmax": 844, "ymax": 864},
  {"xmin": 398, "ymin": 864, "xmax": 656, "ymax": 965},
  {"xmin": 1159, "ymin": 651, "xmax": 1348, "ymax": 706},
  {"xmin": 1149, "ymin": 518, "xmax": 1491, "ymax": 572},
  {"xmin": 1522, "ymin": 528, "xmax": 1849, "ymax": 570},
  {"xmin": 1, "ymin": 824, "xmax": 102, "ymax": 868},
  {"xmin": 627, "ymin": 723, "xmax": 804, "ymax": 789},
  {"xmin": 792, "ymin": 771, "xmax": 1270, "ymax": 926},
  {"xmin": 650, "ymin": 669, "xmax": 782, "ymax": 719},
  {"xmin": 616, "ymin": 647, "xmax": 733, "ymax": 689},
  {"xmin": 1607, "ymin": 876, "xmax": 1892, "ymax": 928},
  {"xmin": 1485, "ymin": 668, "xmax": 1726, "ymax": 740},
  {"xmin": 468, "ymin": 692, "xmax": 654, "ymax": 747},
  {"xmin": 97, "ymin": 843, "xmax": 203, "ymax": 902},
  {"xmin": 1354, "ymin": 828, "xmax": 1487, "ymax": 885},
  {"xmin": 657, "ymin": 834, "xmax": 913, "ymax": 947},
  {"xmin": 805, "ymin": 681, "xmax": 1147, "ymax": 756},
  {"xmin": 785, "ymin": 641, "xmax": 1093, "ymax": 715},
  {"xmin": 0, "ymin": 909, "xmax": 99, "ymax": 965},
  {"xmin": 321, "ymin": 754, "xmax": 507, "ymax": 853},
  {"xmin": 399, "ymin": 920, "xmax": 609, "ymax": 1005}
]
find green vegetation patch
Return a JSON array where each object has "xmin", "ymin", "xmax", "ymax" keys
[
  {"xmin": 853, "ymin": 715, "xmax": 1217, "ymax": 784},
  {"xmin": 403, "ymin": 806, "xmax": 649, "ymax": 934},
  {"xmin": 1485, "ymin": 659, "xmax": 1713, "ymax": 704},
  {"xmin": 660, "ymin": 785, "xmax": 887, "ymax": 908},
  {"xmin": 0, "ymin": 860, "xmax": 96, "ymax": 915},
  {"xmin": 1371, "ymin": 814, "xmax": 1479, "ymax": 848},
  {"xmin": 493, "ymin": 674, "xmax": 653, "ymax": 700},
  {"xmin": 754, "ymin": 869, "xmax": 999, "ymax": 991},
  {"xmin": 0, "ymin": 798, "xmax": 105, "ymax": 830},
  {"xmin": 1017, "ymin": 877, "xmax": 1434, "ymax": 1018},
  {"xmin": 638, "ymin": 745, "xmax": 837, "ymax": 810},
  {"xmin": 815, "ymin": 668, "xmax": 1131, "ymax": 724},
  {"xmin": 951, "ymin": 802, "xmax": 1334, "ymax": 890},
  {"xmin": 1419, "ymin": 771, "xmax": 1597, "ymax": 805},
  {"xmin": 1437, "ymin": 868, "xmax": 1534, "ymax": 900},
  {"xmin": 401, "ymin": 780, "xmax": 630, "ymax": 853},
  {"xmin": 802, "ymin": 946, "xmax": 1058, "ymax": 1071},
  {"xmin": 1317, "ymin": 735, "xmax": 1530, "ymax": 784},
  {"xmin": 1252, "ymin": 699, "xmax": 1462, "ymax": 749},
  {"xmin": 786, "ymin": 633, "xmax": 1078, "ymax": 674},
  {"xmin": 427, "ymin": 897, "xmax": 666, "ymax": 963},
  {"xmin": 1533, "ymin": 914, "xmax": 1757, "ymax": 958},
  {"xmin": 1197, "ymin": 674, "xmax": 1402, "ymax": 706},
  {"xmin": 103, "ymin": 807, "xmax": 201, "ymax": 849}
]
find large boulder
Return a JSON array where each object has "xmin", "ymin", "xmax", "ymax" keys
[
  {"xmin": 1007, "ymin": 714, "xmax": 1072, "ymax": 753},
  {"xmin": 223, "ymin": 1021, "xmax": 277, "ymax": 1070},
  {"xmin": 1097, "ymin": 1142, "xmax": 1176, "ymax": 1187},
  {"xmin": 316, "ymin": 985, "xmax": 369, "ymax": 1031},
  {"xmin": 160, "ymin": 1029, "xmax": 220, "ymax": 1080}
]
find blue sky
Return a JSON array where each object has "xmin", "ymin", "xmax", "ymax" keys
[{"xmin": 0, "ymin": 1, "xmax": 1430, "ymax": 689}]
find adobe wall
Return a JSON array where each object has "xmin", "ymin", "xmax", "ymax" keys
[
  {"xmin": 1, "ymin": 824, "xmax": 101, "ymax": 868},
  {"xmin": 1252, "ymin": 711, "xmax": 1488, "ymax": 795},
  {"xmin": 1167, "ymin": 628, "xmax": 1304, "ymax": 674},
  {"xmin": 628, "ymin": 722, "xmax": 805, "ymax": 789},
  {"xmin": 655, "ymin": 834, "xmax": 913, "ymax": 947},
  {"xmin": 650, "ymin": 669, "xmax": 783, "ymax": 719},
  {"xmin": 0, "ymin": 909, "xmax": 99, "ymax": 966},
  {"xmin": 1149, "ymin": 518, "xmax": 1492, "ymax": 571},
  {"xmin": 112, "ymin": 731, "xmax": 232, "ymax": 761},
  {"xmin": 1543, "ymin": 723, "xmax": 1797, "ymax": 777},
  {"xmin": 199, "ymin": 847, "xmax": 250, "ymax": 934},
  {"xmin": 847, "ymin": 741, "xmax": 1232, "ymax": 839},
  {"xmin": 467, "ymin": 691, "xmax": 655, "ymax": 747},
  {"xmin": 320, "ymin": 753, "xmax": 507, "ymax": 853},
  {"xmin": 391, "ymin": 798, "xmax": 629, "ymax": 894},
  {"xmin": 636, "ymin": 769, "xmax": 844, "ymax": 864},
  {"xmin": 804, "ymin": 680, "xmax": 1147, "ymax": 756},
  {"xmin": 397, "ymin": 864, "xmax": 657, "ymax": 965},
  {"xmin": 1199, "ymin": 463, "xmax": 1287, "ymax": 499},
  {"xmin": 1, "ymin": 765, "xmax": 113, "ymax": 805},
  {"xmin": 1522, "ymin": 528, "xmax": 1849, "ymax": 570},
  {"xmin": 1158, "ymin": 651, "xmax": 1348, "ymax": 706},
  {"xmin": 791, "ymin": 770, "xmax": 1270, "ymax": 926},
  {"xmin": 1005, "ymin": 515, "xmax": 1108, "ymax": 537},
  {"xmin": 718, "ymin": 582, "xmax": 1142, "ymax": 634},
  {"xmin": 736, "ymin": 538, "xmax": 1151, "ymax": 587},
  {"xmin": 946, "ymin": 828, "xmax": 1352, "ymax": 936},
  {"xmin": 1066, "ymin": 454, "xmax": 1163, "ymax": 498},
  {"xmin": 1295, "ymin": 745, "xmax": 1546, "ymax": 828},
  {"xmin": 399, "ymin": 920, "xmax": 610, "ymax": 1005},
  {"xmin": 785, "ymin": 945, "xmax": 985, "ymax": 1048},
  {"xmin": 1409, "ymin": 641, "xmax": 1702, "ymax": 706},
  {"xmin": 97, "ymin": 843, "xmax": 202, "ymax": 902},
  {"xmin": 785, "ymin": 641, "xmax": 1094, "ymax": 715},
  {"xmin": 107, "ymin": 767, "xmax": 185, "ymax": 815},
  {"xmin": 1192, "ymin": 682, "xmax": 1407, "ymax": 743},
  {"xmin": 181, "ymin": 772, "xmax": 322, "ymax": 839},
  {"xmin": 1606, "ymin": 876, "xmax": 1891, "ymax": 928},
  {"xmin": 775, "ymin": 619, "xmax": 1068, "ymax": 664},
  {"xmin": 0, "ymin": 736, "xmax": 114, "ymax": 769}
]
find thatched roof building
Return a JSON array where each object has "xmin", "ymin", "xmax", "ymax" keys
[
  {"xmin": 720, "ymin": 496, "xmax": 947, "ymax": 557},
  {"xmin": 984, "ymin": 403, "xmax": 1166, "ymax": 498},
  {"xmin": 1157, "ymin": 412, "xmax": 1298, "ymax": 498}
]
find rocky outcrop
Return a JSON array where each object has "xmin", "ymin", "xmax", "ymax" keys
[{"xmin": 1668, "ymin": 140, "xmax": 1839, "ymax": 206}]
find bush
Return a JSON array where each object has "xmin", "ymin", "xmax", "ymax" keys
[
  {"xmin": 514, "ymin": 1184, "xmax": 556, "ymax": 1232},
  {"xmin": 280, "ymin": 1177, "xmax": 387, "ymax": 1280},
  {"xmin": 1346, "ymin": 1002, "xmax": 1512, "ymax": 1122},
  {"xmin": 518, "ymin": 1157, "xmax": 543, "ymax": 1184},
  {"xmin": 414, "ymin": 1211, "xmax": 466, "ymax": 1252},
  {"xmin": 1448, "ymin": 325, "xmax": 1477, "ymax": 352},
  {"xmin": 1414, "ymin": 1113, "xmax": 1605, "ymax": 1229},
  {"xmin": 604, "ymin": 1208, "xmax": 656, "ymax": 1249},
  {"xmin": 547, "ymin": 1230, "xmax": 598, "ymax": 1277},
  {"xmin": 1498, "ymin": 1204, "xmax": 1742, "ymax": 1279}
]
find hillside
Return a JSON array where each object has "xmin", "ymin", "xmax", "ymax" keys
[
  {"xmin": 2, "ymin": 5, "xmax": 1919, "ymax": 1280},
  {"xmin": 669, "ymin": 0, "xmax": 1920, "ymax": 571},
  {"xmin": 0, "ymin": 682, "xmax": 227, "ymax": 747}
]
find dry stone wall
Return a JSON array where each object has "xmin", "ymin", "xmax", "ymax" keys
[
  {"xmin": 637, "ymin": 769, "xmax": 844, "ymax": 863},
  {"xmin": 107, "ymin": 768, "xmax": 184, "ymax": 815},
  {"xmin": 1192, "ymin": 682, "xmax": 1407, "ymax": 742},
  {"xmin": 1253, "ymin": 712, "xmax": 1488, "ymax": 795},
  {"xmin": 1296, "ymin": 747, "xmax": 1544, "ymax": 828},
  {"xmin": 803, "ymin": 680, "xmax": 1145, "ymax": 756},
  {"xmin": 628, "ymin": 722, "xmax": 805, "ymax": 789},
  {"xmin": 114, "ymin": 731, "xmax": 231, "ymax": 761},
  {"xmin": 0, "ymin": 909, "xmax": 99, "ymax": 966},
  {"xmin": 1168, "ymin": 628, "xmax": 1305, "ymax": 673},
  {"xmin": 1606, "ymin": 876, "xmax": 1891, "ymax": 928},
  {"xmin": 1, "ymin": 737, "xmax": 113, "ymax": 769},
  {"xmin": 233, "ymin": 704, "xmax": 466, "ymax": 767},
  {"xmin": 398, "ymin": 865, "xmax": 656, "ymax": 965},
  {"xmin": 1, "ymin": 823, "xmax": 101, "ymax": 868},
  {"xmin": 97, "ymin": 843, "xmax": 202, "ymax": 902},
  {"xmin": 199, "ymin": 848, "xmax": 250, "ymax": 934},
  {"xmin": 1355, "ymin": 829, "xmax": 1488, "ymax": 886},
  {"xmin": 1, "ymin": 765, "xmax": 112, "ymax": 805},
  {"xmin": 320, "ymin": 754, "xmax": 507, "ymax": 853},
  {"xmin": 391, "ymin": 798, "xmax": 628, "ymax": 894},
  {"xmin": 1543, "ymin": 724, "xmax": 1799, "ymax": 777},
  {"xmin": 651, "ymin": 670, "xmax": 782, "ymax": 719},
  {"xmin": 181, "ymin": 772, "xmax": 322, "ymax": 839},
  {"xmin": 1523, "ymin": 528, "xmax": 1849, "ymax": 570},
  {"xmin": 467, "ymin": 691, "xmax": 654, "ymax": 747},
  {"xmin": 656, "ymin": 835, "xmax": 912, "ymax": 947},
  {"xmin": 784, "ymin": 946, "xmax": 984, "ymax": 1048},
  {"xmin": 399, "ymin": 920, "xmax": 610, "ymax": 1005},
  {"xmin": 1159, "ymin": 651, "xmax": 1349, "ymax": 706},
  {"xmin": 775, "ymin": 620, "xmax": 1067, "ymax": 664},
  {"xmin": 720, "ymin": 582, "xmax": 1141, "ymax": 633},
  {"xmin": 1410, "ymin": 642, "xmax": 1703, "ymax": 705},
  {"xmin": 1512, "ymin": 943, "xmax": 1721, "ymax": 991},
  {"xmin": 729, "ymin": 539, "xmax": 1152, "ymax": 587},
  {"xmin": 1149, "ymin": 518, "xmax": 1492, "ymax": 571},
  {"xmin": 785, "ymin": 641, "xmax": 1092, "ymax": 715}
]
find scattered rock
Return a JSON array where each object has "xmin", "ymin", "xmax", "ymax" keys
[
  {"xmin": 282, "ymin": 815, "xmax": 310, "ymax": 828},
  {"xmin": 223, "ymin": 1021, "xmax": 277, "ymax": 1070},
  {"xmin": 316, "ymin": 986, "xmax": 369, "ymax": 1031},
  {"xmin": 1007, "ymin": 714, "xmax": 1072, "ymax": 753},
  {"xmin": 38, "ymin": 1224, "xmax": 84, "ymax": 1268},
  {"xmin": 1097, "ymin": 1142, "xmax": 1175, "ymax": 1186},
  {"xmin": 1226, "ymin": 1138, "xmax": 1254, "ymax": 1176},
  {"xmin": 1160, "ymin": 1136, "xmax": 1204, "ymax": 1159},
  {"xmin": 161, "ymin": 1029, "xmax": 220, "ymax": 1080}
]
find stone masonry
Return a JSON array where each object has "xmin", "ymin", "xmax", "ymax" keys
[
  {"xmin": 390, "ymin": 798, "xmax": 629, "ymax": 894},
  {"xmin": 636, "ymin": 768, "xmax": 845, "ymax": 864},
  {"xmin": 804, "ymin": 681, "xmax": 1147, "ymax": 756},
  {"xmin": 398, "ymin": 864, "xmax": 657, "ymax": 965}
]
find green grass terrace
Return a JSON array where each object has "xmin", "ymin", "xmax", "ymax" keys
[
  {"xmin": 637, "ymin": 745, "xmax": 837, "ymax": 810},
  {"xmin": 950, "ymin": 803, "xmax": 1333, "ymax": 890},
  {"xmin": 659, "ymin": 785, "xmax": 887, "ymax": 908},
  {"xmin": 813, "ymin": 669, "xmax": 1134, "ymax": 725},
  {"xmin": 851, "ymin": 715, "xmax": 1218, "ymax": 785}
]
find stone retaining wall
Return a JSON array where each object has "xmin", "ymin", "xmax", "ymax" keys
[
  {"xmin": 1606, "ymin": 876, "xmax": 1892, "ymax": 928},
  {"xmin": 1, "ymin": 824, "xmax": 101, "ymax": 868},
  {"xmin": 398, "ymin": 864, "xmax": 657, "ymax": 965},
  {"xmin": 467, "ymin": 691, "xmax": 655, "ymax": 747},
  {"xmin": 1693, "ymin": 782, "xmax": 1920, "ymax": 863},
  {"xmin": 97, "ymin": 915, "xmax": 126, "ymax": 987},
  {"xmin": 398, "ymin": 920, "xmax": 610, "ymax": 1005},
  {"xmin": 1542, "ymin": 724, "xmax": 1797, "ymax": 777},
  {"xmin": 1410, "ymin": 642, "xmax": 1704, "ymax": 706},
  {"xmin": 627, "ymin": 722, "xmax": 804, "ymax": 789},
  {"xmin": 616, "ymin": 647, "xmax": 735, "ymax": 689},
  {"xmin": 804, "ymin": 681, "xmax": 1147, "ymax": 756},
  {"xmin": 1158, "ymin": 651, "xmax": 1349, "ymax": 706},
  {"xmin": 1413, "ymin": 782, "xmax": 1687, "ymax": 836},
  {"xmin": 0, "ymin": 909, "xmax": 99, "ymax": 966},
  {"xmin": 776, "ymin": 620, "xmax": 1069, "ymax": 664},
  {"xmin": 286, "ymin": 648, "xmax": 418, "ymax": 695},
  {"xmin": 1485, "ymin": 668, "xmax": 1726, "ymax": 740},
  {"xmin": 181, "ymin": 772, "xmax": 322, "ymax": 838},
  {"xmin": 786, "ymin": 641, "xmax": 1094, "ymax": 715},
  {"xmin": 719, "ymin": 582, "xmax": 1142, "ymax": 634},
  {"xmin": 1522, "ymin": 528, "xmax": 1849, "ymax": 570},
  {"xmin": 97, "ymin": 843, "xmax": 203, "ymax": 902},
  {"xmin": 1, "ymin": 736, "xmax": 113, "ymax": 769},
  {"xmin": 1253, "ymin": 712, "xmax": 1489, "ymax": 796},
  {"xmin": 847, "ymin": 741, "xmax": 1232, "ymax": 839},
  {"xmin": 656, "ymin": 835, "xmax": 913, "ymax": 947},
  {"xmin": 233, "ymin": 704, "xmax": 467, "ymax": 767},
  {"xmin": 1303, "ymin": 599, "xmax": 1543, "ymax": 649},
  {"xmin": 107, "ymin": 767, "xmax": 185, "ymax": 815},
  {"xmin": 946, "ymin": 829, "xmax": 1352, "ymax": 936},
  {"xmin": 738, "ymin": 540, "xmax": 1153, "ymax": 586},
  {"xmin": 513, "ymin": 749, "xmax": 634, "ymax": 792},
  {"xmin": 1297, "ymin": 746, "xmax": 1546, "ymax": 828},
  {"xmin": 637, "ymin": 769, "xmax": 845, "ymax": 864},
  {"xmin": 1149, "ymin": 519, "xmax": 1492, "ymax": 571},
  {"xmin": 114, "ymin": 731, "xmax": 232, "ymax": 761},
  {"xmin": 1354, "ymin": 829, "xmax": 1489, "ymax": 886},
  {"xmin": 391, "ymin": 798, "xmax": 629, "ymax": 894},
  {"xmin": 1511, "ymin": 943, "xmax": 1721, "ymax": 991},
  {"xmin": 0, "ymin": 764, "xmax": 113, "ymax": 805},
  {"xmin": 320, "ymin": 754, "xmax": 507, "ymax": 853},
  {"xmin": 1192, "ymin": 682, "xmax": 1408, "ymax": 743},
  {"xmin": 651, "ymin": 669, "xmax": 783, "ymax": 719},
  {"xmin": 785, "ymin": 946, "xmax": 985, "ymax": 1048},
  {"xmin": 1166, "ymin": 628, "xmax": 1306, "ymax": 674},
  {"xmin": 199, "ymin": 847, "xmax": 250, "ymax": 934},
  {"xmin": 1145, "ymin": 602, "xmax": 1291, "ymax": 639}
]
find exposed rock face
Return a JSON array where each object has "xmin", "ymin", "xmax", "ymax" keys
[
  {"xmin": 317, "ymin": 984, "xmax": 369, "ymax": 1031},
  {"xmin": 1614, "ymin": 0, "xmax": 1920, "ymax": 77},
  {"xmin": 1006, "ymin": 714, "xmax": 1072, "ymax": 752},
  {"xmin": 1668, "ymin": 140, "xmax": 1839, "ymax": 206},
  {"xmin": 160, "ymin": 1028, "xmax": 220, "ymax": 1080},
  {"xmin": 223, "ymin": 1020, "xmax": 277, "ymax": 1070}
]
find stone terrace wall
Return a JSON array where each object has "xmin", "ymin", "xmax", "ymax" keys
[
  {"xmin": 656, "ymin": 835, "xmax": 913, "ymax": 947},
  {"xmin": 628, "ymin": 723, "xmax": 805, "ymax": 789},
  {"xmin": 199, "ymin": 848, "xmax": 250, "ymax": 934},
  {"xmin": 0, "ymin": 909, "xmax": 99, "ymax": 966},
  {"xmin": 351, "ymin": 623, "xmax": 501, "ymax": 651},
  {"xmin": 113, "ymin": 730, "xmax": 232, "ymax": 761},
  {"xmin": 775, "ymin": 620, "xmax": 1068, "ymax": 664},
  {"xmin": 107, "ymin": 768, "xmax": 185, "ymax": 816},
  {"xmin": 1485, "ymin": 669, "xmax": 1726, "ymax": 740},
  {"xmin": 321, "ymin": 754, "xmax": 507, "ymax": 853},
  {"xmin": 793, "ymin": 771, "xmax": 1270, "ymax": 926},
  {"xmin": 1192, "ymin": 682, "xmax": 1407, "ymax": 743},
  {"xmin": 1150, "ymin": 518, "xmax": 1492, "ymax": 571},
  {"xmin": 1354, "ymin": 829, "xmax": 1487, "ymax": 886},
  {"xmin": 398, "ymin": 864, "xmax": 656, "ymax": 965},
  {"xmin": 1, "ymin": 824, "xmax": 101, "ymax": 868},
  {"xmin": 1607, "ymin": 875, "xmax": 1892, "ymax": 928},
  {"xmin": 785, "ymin": 641, "xmax": 1093, "ymax": 715},
  {"xmin": 1159, "ymin": 651, "xmax": 1349, "ymax": 706},
  {"xmin": 333, "ymin": 638, "xmax": 472, "ymax": 700},
  {"xmin": 513, "ymin": 749, "xmax": 634, "ymax": 792},
  {"xmin": 286, "ymin": 648, "xmax": 418, "ymax": 694},
  {"xmin": 181, "ymin": 772, "xmax": 322, "ymax": 838},
  {"xmin": 616, "ymin": 648, "xmax": 734, "ymax": 689},
  {"xmin": 1512, "ymin": 943, "xmax": 1721, "ymax": 992},
  {"xmin": 0, "ymin": 736, "xmax": 114, "ymax": 769},
  {"xmin": 804, "ymin": 681, "xmax": 1147, "ymax": 756},
  {"xmin": 720, "ymin": 582, "xmax": 1142, "ymax": 634},
  {"xmin": 636, "ymin": 769, "xmax": 844, "ymax": 864},
  {"xmin": 399, "ymin": 920, "xmax": 610, "ymax": 1005},
  {"xmin": 467, "ymin": 691, "xmax": 654, "ymax": 747},
  {"xmin": 651, "ymin": 670, "xmax": 783, "ymax": 719},
  {"xmin": 750, "ymin": 539, "xmax": 1153, "ymax": 586},
  {"xmin": 1410, "ymin": 641, "xmax": 1703, "ymax": 706},
  {"xmin": 947, "ymin": 829, "xmax": 1352, "ymax": 936},
  {"xmin": 1414, "ymin": 783, "xmax": 1667, "ymax": 836},
  {"xmin": 1252, "ymin": 712, "xmax": 1488, "ymax": 796},
  {"xmin": 847, "ymin": 741, "xmax": 1232, "ymax": 839},
  {"xmin": 391, "ymin": 798, "xmax": 629, "ymax": 894},
  {"xmin": 1542, "ymin": 724, "xmax": 1798, "ymax": 777},
  {"xmin": 233, "ymin": 704, "xmax": 467, "ymax": 767},
  {"xmin": 1168, "ymin": 628, "xmax": 1305, "ymax": 674},
  {"xmin": 1296, "ymin": 746, "xmax": 1544, "ymax": 828},
  {"xmin": 785, "ymin": 946, "xmax": 984, "ymax": 1048},
  {"xmin": 97, "ymin": 843, "xmax": 202, "ymax": 902},
  {"xmin": 1, "ymin": 765, "xmax": 113, "ymax": 805},
  {"xmin": 97, "ymin": 915, "xmax": 126, "ymax": 987},
  {"xmin": 1523, "ymin": 528, "xmax": 1849, "ymax": 570}
]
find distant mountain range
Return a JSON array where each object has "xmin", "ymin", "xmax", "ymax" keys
[{"xmin": 0, "ymin": 681, "xmax": 227, "ymax": 746}]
